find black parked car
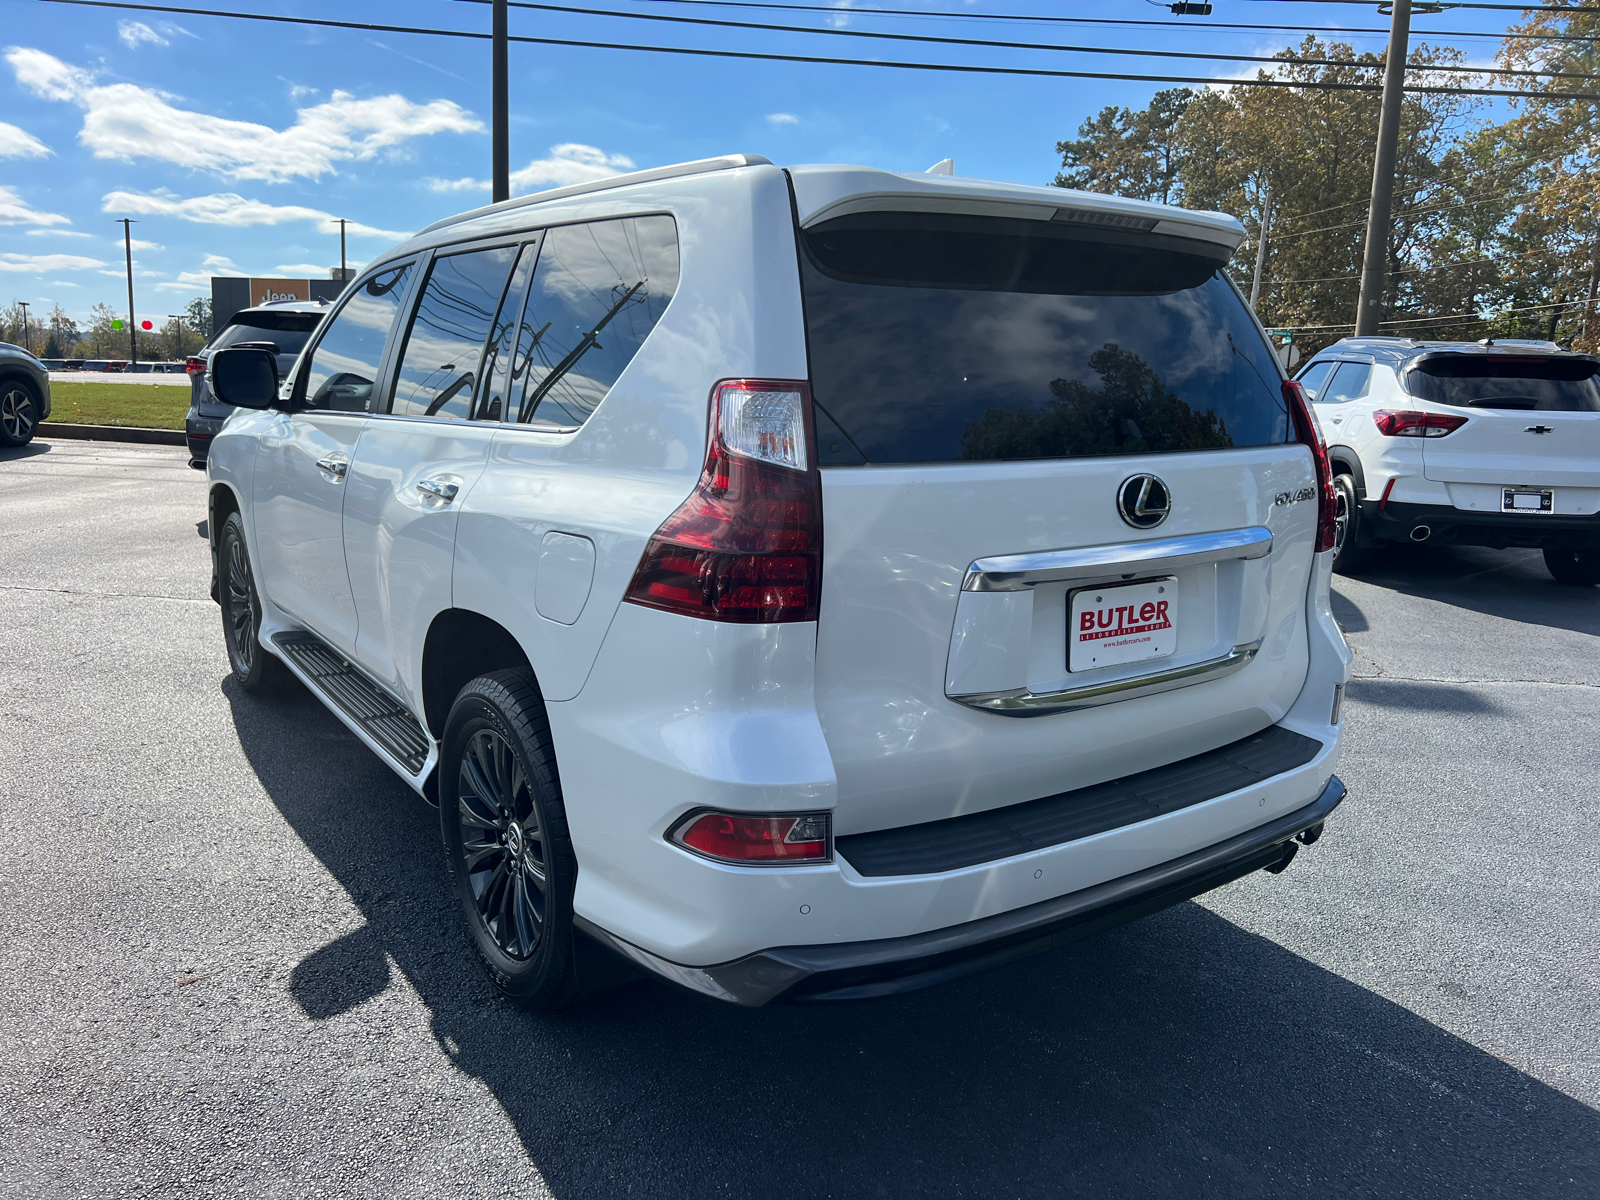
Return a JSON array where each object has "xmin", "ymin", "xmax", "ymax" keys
[{"xmin": 0, "ymin": 341, "xmax": 51, "ymax": 447}]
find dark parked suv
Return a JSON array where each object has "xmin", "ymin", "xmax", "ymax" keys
[
  {"xmin": 0, "ymin": 341, "xmax": 51, "ymax": 447},
  {"xmin": 185, "ymin": 301, "xmax": 329, "ymax": 467}
]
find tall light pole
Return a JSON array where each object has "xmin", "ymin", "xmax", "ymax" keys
[
  {"xmin": 493, "ymin": 0, "xmax": 509, "ymax": 202},
  {"xmin": 1355, "ymin": 0, "xmax": 1412, "ymax": 337},
  {"xmin": 167, "ymin": 313, "xmax": 188, "ymax": 358},
  {"xmin": 116, "ymin": 217, "xmax": 139, "ymax": 365},
  {"xmin": 338, "ymin": 218, "xmax": 348, "ymax": 282},
  {"xmin": 16, "ymin": 300, "xmax": 30, "ymax": 354},
  {"xmin": 1250, "ymin": 182, "xmax": 1272, "ymax": 312}
]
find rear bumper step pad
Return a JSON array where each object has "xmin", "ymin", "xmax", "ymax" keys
[
  {"xmin": 836, "ymin": 724, "xmax": 1323, "ymax": 877},
  {"xmin": 272, "ymin": 632, "xmax": 430, "ymax": 773}
]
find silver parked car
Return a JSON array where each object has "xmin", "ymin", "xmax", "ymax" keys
[
  {"xmin": 0, "ymin": 341, "xmax": 51, "ymax": 448},
  {"xmin": 184, "ymin": 300, "xmax": 329, "ymax": 468}
]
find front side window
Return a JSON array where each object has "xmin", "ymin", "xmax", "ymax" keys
[
  {"xmin": 512, "ymin": 215, "xmax": 681, "ymax": 428},
  {"xmin": 799, "ymin": 212, "xmax": 1288, "ymax": 464},
  {"xmin": 302, "ymin": 263, "xmax": 413, "ymax": 411},
  {"xmin": 390, "ymin": 245, "xmax": 521, "ymax": 420}
]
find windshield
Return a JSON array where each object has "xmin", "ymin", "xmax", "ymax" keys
[
  {"xmin": 210, "ymin": 312, "xmax": 324, "ymax": 357},
  {"xmin": 1406, "ymin": 355, "xmax": 1600, "ymax": 411},
  {"xmin": 798, "ymin": 212, "xmax": 1288, "ymax": 465}
]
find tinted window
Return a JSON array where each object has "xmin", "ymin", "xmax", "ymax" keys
[
  {"xmin": 799, "ymin": 213, "xmax": 1287, "ymax": 464},
  {"xmin": 1322, "ymin": 362, "xmax": 1372, "ymax": 403},
  {"xmin": 477, "ymin": 240, "xmax": 541, "ymax": 423},
  {"xmin": 212, "ymin": 312, "xmax": 323, "ymax": 357},
  {"xmin": 391, "ymin": 246, "xmax": 519, "ymax": 420},
  {"xmin": 512, "ymin": 215, "xmax": 680, "ymax": 428},
  {"xmin": 303, "ymin": 263, "xmax": 413, "ymax": 412},
  {"xmin": 1406, "ymin": 355, "xmax": 1600, "ymax": 411},
  {"xmin": 1296, "ymin": 361, "xmax": 1335, "ymax": 401}
]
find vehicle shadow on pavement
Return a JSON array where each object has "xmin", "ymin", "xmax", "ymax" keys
[
  {"xmin": 0, "ymin": 441, "xmax": 53, "ymax": 462},
  {"xmin": 1340, "ymin": 545, "xmax": 1600, "ymax": 637},
  {"xmin": 225, "ymin": 678, "xmax": 1600, "ymax": 1199}
]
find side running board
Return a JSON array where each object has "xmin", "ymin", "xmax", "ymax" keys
[{"xmin": 272, "ymin": 632, "xmax": 430, "ymax": 774}]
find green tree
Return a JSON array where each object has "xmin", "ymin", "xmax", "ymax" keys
[{"xmin": 1056, "ymin": 88, "xmax": 1196, "ymax": 206}]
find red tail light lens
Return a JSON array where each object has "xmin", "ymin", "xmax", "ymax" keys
[
  {"xmin": 624, "ymin": 379, "xmax": 822, "ymax": 623},
  {"xmin": 1285, "ymin": 380, "xmax": 1337, "ymax": 554},
  {"xmin": 670, "ymin": 810, "xmax": 831, "ymax": 865},
  {"xmin": 185, "ymin": 356, "xmax": 205, "ymax": 377},
  {"xmin": 1372, "ymin": 409, "xmax": 1468, "ymax": 438}
]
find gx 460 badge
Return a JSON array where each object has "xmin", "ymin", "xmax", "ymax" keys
[{"xmin": 1275, "ymin": 488, "xmax": 1316, "ymax": 507}]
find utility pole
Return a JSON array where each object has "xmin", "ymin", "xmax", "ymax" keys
[
  {"xmin": 16, "ymin": 300, "xmax": 30, "ymax": 354},
  {"xmin": 1250, "ymin": 182, "xmax": 1272, "ymax": 312},
  {"xmin": 117, "ymin": 217, "xmax": 139, "ymax": 365},
  {"xmin": 492, "ymin": 0, "xmax": 509, "ymax": 203},
  {"xmin": 339, "ymin": 218, "xmax": 348, "ymax": 281},
  {"xmin": 1355, "ymin": 0, "xmax": 1412, "ymax": 337},
  {"xmin": 167, "ymin": 314, "xmax": 188, "ymax": 358}
]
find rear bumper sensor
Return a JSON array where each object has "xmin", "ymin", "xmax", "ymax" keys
[
  {"xmin": 272, "ymin": 632, "xmax": 430, "ymax": 774},
  {"xmin": 838, "ymin": 724, "xmax": 1322, "ymax": 877},
  {"xmin": 582, "ymin": 775, "xmax": 1345, "ymax": 1007},
  {"xmin": 1364, "ymin": 500, "xmax": 1600, "ymax": 550}
]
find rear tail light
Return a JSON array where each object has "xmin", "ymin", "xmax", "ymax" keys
[
  {"xmin": 1372, "ymin": 409, "xmax": 1467, "ymax": 438},
  {"xmin": 185, "ymin": 356, "xmax": 205, "ymax": 377},
  {"xmin": 1285, "ymin": 380, "xmax": 1337, "ymax": 554},
  {"xmin": 624, "ymin": 379, "xmax": 821, "ymax": 623},
  {"xmin": 670, "ymin": 810, "xmax": 831, "ymax": 865}
]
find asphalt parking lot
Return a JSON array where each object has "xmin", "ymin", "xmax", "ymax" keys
[{"xmin": 1, "ymin": 437, "xmax": 1596, "ymax": 1199}]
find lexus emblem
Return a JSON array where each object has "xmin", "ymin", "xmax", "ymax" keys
[{"xmin": 1118, "ymin": 474, "xmax": 1171, "ymax": 529}]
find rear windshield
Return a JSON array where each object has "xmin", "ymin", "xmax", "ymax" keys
[
  {"xmin": 211, "ymin": 311, "xmax": 324, "ymax": 357},
  {"xmin": 798, "ymin": 213, "xmax": 1288, "ymax": 465},
  {"xmin": 1406, "ymin": 355, "xmax": 1600, "ymax": 411}
]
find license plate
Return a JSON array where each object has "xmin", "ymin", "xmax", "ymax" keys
[
  {"xmin": 1502, "ymin": 486, "xmax": 1553, "ymax": 514},
  {"xmin": 1069, "ymin": 579, "xmax": 1177, "ymax": 672}
]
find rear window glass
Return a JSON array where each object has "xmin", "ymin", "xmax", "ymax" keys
[
  {"xmin": 1406, "ymin": 355, "xmax": 1600, "ymax": 411},
  {"xmin": 798, "ymin": 213, "xmax": 1288, "ymax": 465},
  {"xmin": 212, "ymin": 311, "xmax": 324, "ymax": 357}
]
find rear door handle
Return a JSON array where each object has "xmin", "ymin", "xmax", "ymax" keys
[
  {"xmin": 315, "ymin": 455, "xmax": 348, "ymax": 480},
  {"xmin": 417, "ymin": 479, "xmax": 460, "ymax": 504}
]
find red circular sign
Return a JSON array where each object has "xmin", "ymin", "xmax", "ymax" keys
[{"xmin": 141, "ymin": 319, "xmax": 153, "ymax": 330}]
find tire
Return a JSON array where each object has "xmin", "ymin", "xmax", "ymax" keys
[
  {"xmin": 1331, "ymin": 473, "xmax": 1377, "ymax": 574},
  {"xmin": 0, "ymin": 378, "xmax": 40, "ymax": 448},
  {"xmin": 440, "ymin": 670, "xmax": 580, "ymax": 1011},
  {"xmin": 1544, "ymin": 546, "xmax": 1600, "ymax": 586},
  {"xmin": 217, "ymin": 511, "xmax": 288, "ymax": 694}
]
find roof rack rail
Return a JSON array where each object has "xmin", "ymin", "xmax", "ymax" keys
[{"xmin": 419, "ymin": 153, "xmax": 774, "ymax": 236}]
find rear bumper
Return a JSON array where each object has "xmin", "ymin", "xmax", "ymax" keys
[
  {"xmin": 185, "ymin": 412, "xmax": 221, "ymax": 466},
  {"xmin": 1364, "ymin": 500, "xmax": 1600, "ymax": 549},
  {"xmin": 581, "ymin": 775, "xmax": 1345, "ymax": 1006}
]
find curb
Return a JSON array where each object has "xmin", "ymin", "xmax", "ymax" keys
[{"xmin": 39, "ymin": 423, "xmax": 186, "ymax": 447}]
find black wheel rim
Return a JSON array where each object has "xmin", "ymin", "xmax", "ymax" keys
[
  {"xmin": 458, "ymin": 728, "xmax": 548, "ymax": 961},
  {"xmin": 225, "ymin": 536, "xmax": 255, "ymax": 672},
  {"xmin": 1333, "ymin": 486, "xmax": 1350, "ymax": 556},
  {"xmin": 1, "ymin": 388, "xmax": 34, "ymax": 440}
]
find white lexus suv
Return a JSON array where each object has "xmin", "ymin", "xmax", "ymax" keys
[
  {"xmin": 205, "ymin": 155, "xmax": 1351, "ymax": 1009},
  {"xmin": 1297, "ymin": 336, "xmax": 1600, "ymax": 583}
]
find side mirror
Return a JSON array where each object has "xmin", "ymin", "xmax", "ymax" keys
[{"xmin": 210, "ymin": 347, "xmax": 279, "ymax": 409}]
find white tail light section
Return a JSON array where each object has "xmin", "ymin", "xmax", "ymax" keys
[{"xmin": 718, "ymin": 384, "xmax": 808, "ymax": 471}]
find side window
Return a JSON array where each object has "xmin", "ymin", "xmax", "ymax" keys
[
  {"xmin": 302, "ymin": 262, "xmax": 414, "ymax": 411},
  {"xmin": 512, "ymin": 214, "xmax": 681, "ymax": 428},
  {"xmin": 476, "ymin": 239, "xmax": 540, "ymax": 422},
  {"xmin": 1296, "ymin": 360, "xmax": 1336, "ymax": 402},
  {"xmin": 1322, "ymin": 362, "xmax": 1373, "ymax": 404},
  {"xmin": 390, "ymin": 245, "xmax": 520, "ymax": 421}
]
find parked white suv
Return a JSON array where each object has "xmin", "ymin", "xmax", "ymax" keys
[
  {"xmin": 1298, "ymin": 337, "xmax": 1600, "ymax": 583},
  {"xmin": 205, "ymin": 154, "xmax": 1351, "ymax": 1009}
]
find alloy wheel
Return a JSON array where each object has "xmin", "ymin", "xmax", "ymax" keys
[
  {"xmin": 1332, "ymin": 486, "xmax": 1351, "ymax": 556},
  {"xmin": 457, "ymin": 728, "xmax": 548, "ymax": 960},
  {"xmin": 1, "ymin": 387, "xmax": 35, "ymax": 441},
  {"xmin": 225, "ymin": 535, "xmax": 256, "ymax": 672}
]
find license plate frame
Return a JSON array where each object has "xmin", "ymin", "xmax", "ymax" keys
[
  {"xmin": 1068, "ymin": 577, "xmax": 1178, "ymax": 673},
  {"xmin": 1502, "ymin": 486, "xmax": 1554, "ymax": 515}
]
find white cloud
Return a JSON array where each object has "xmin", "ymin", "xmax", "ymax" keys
[
  {"xmin": 117, "ymin": 237, "xmax": 162, "ymax": 251},
  {"xmin": 275, "ymin": 262, "xmax": 331, "ymax": 275},
  {"xmin": 422, "ymin": 144, "xmax": 636, "ymax": 200},
  {"xmin": 0, "ymin": 185, "xmax": 70, "ymax": 227},
  {"xmin": 28, "ymin": 228, "xmax": 91, "ymax": 238},
  {"xmin": 0, "ymin": 121, "xmax": 51, "ymax": 158},
  {"xmin": 7, "ymin": 47, "xmax": 483, "ymax": 183},
  {"xmin": 425, "ymin": 176, "xmax": 491, "ymax": 194},
  {"xmin": 102, "ymin": 189, "xmax": 409, "ymax": 240},
  {"xmin": 0, "ymin": 252, "xmax": 107, "ymax": 273},
  {"xmin": 203, "ymin": 254, "xmax": 245, "ymax": 275},
  {"xmin": 118, "ymin": 20, "xmax": 168, "ymax": 48},
  {"xmin": 827, "ymin": 0, "xmax": 855, "ymax": 28},
  {"xmin": 766, "ymin": 112, "xmax": 799, "ymax": 126}
]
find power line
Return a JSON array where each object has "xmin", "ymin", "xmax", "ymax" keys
[
  {"xmin": 1239, "ymin": 0, "xmax": 1600, "ymax": 12},
  {"xmin": 1274, "ymin": 178, "xmax": 1538, "ymax": 227},
  {"xmin": 605, "ymin": 0, "xmax": 1600, "ymax": 44},
  {"xmin": 1267, "ymin": 189, "xmax": 1537, "ymax": 240},
  {"xmin": 1274, "ymin": 297, "xmax": 1579, "ymax": 331},
  {"xmin": 30, "ymin": 0, "xmax": 1600, "ymax": 99},
  {"xmin": 1273, "ymin": 255, "xmax": 1494, "ymax": 284},
  {"xmin": 450, "ymin": 0, "xmax": 1600, "ymax": 79}
]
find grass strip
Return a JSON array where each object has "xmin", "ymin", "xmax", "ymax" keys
[{"xmin": 42, "ymin": 382, "xmax": 191, "ymax": 430}]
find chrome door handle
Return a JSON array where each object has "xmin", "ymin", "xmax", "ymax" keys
[
  {"xmin": 315, "ymin": 455, "xmax": 348, "ymax": 479},
  {"xmin": 417, "ymin": 479, "xmax": 460, "ymax": 503}
]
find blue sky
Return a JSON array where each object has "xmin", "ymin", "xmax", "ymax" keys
[{"xmin": 1, "ymin": 0, "xmax": 1519, "ymax": 324}]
